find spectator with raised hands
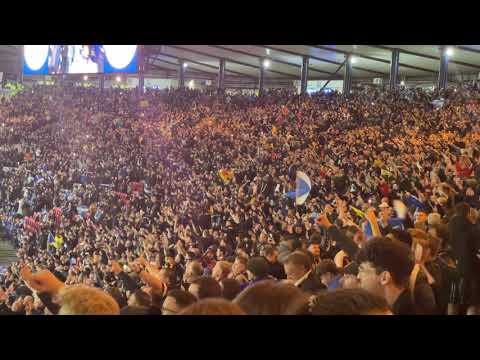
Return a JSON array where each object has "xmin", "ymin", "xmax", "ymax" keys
[
  {"xmin": 0, "ymin": 83, "xmax": 479, "ymax": 315},
  {"xmin": 19, "ymin": 265, "xmax": 119, "ymax": 315}
]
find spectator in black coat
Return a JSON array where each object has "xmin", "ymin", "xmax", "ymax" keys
[
  {"xmin": 448, "ymin": 203, "xmax": 480, "ymax": 315},
  {"xmin": 283, "ymin": 251, "xmax": 325, "ymax": 294},
  {"xmin": 262, "ymin": 245, "xmax": 286, "ymax": 280}
]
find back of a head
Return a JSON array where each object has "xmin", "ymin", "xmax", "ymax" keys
[
  {"xmin": 356, "ymin": 237, "xmax": 413, "ymax": 288},
  {"xmin": 190, "ymin": 261, "xmax": 204, "ymax": 280},
  {"xmin": 316, "ymin": 259, "xmax": 340, "ymax": 277},
  {"xmin": 427, "ymin": 213, "xmax": 441, "ymax": 227},
  {"xmin": 247, "ymin": 257, "xmax": 270, "ymax": 279},
  {"xmin": 120, "ymin": 305, "xmax": 151, "ymax": 315},
  {"xmin": 284, "ymin": 251, "xmax": 312, "ymax": 271},
  {"xmin": 216, "ymin": 261, "xmax": 233, "ymax": 277},
  {"xmin": 58, "ymin": 285, "xmax": 120, "ymax": 315},
  {"xmin": 308, "ymin": 288, "xmax": 391, "ymax": 315},
  {"xmin": 387, "ymin": 229, "xmax": 412, "ymax": 248},
  {"xmin": 191, "ymin": 277, "xmax": 222, "ymax": 299},
  {"xmin": 179, "ymin": 298, "xmax": 246, "ymax": 315},
  {"xmin": 262, "ymin": 245, "xmax": 276, "ymax": 258},
  {"xmin": 454, "ymin": 202, "xmax": 471, "ymax": 219},
  {"xmin": 234, "ymin": 280, "xmax": 308, "ymax": 315},
  {"xmin": 131, "ymin": 289, "xmax": 151, "ymax": 307},
  {"xmin": 220, "ymin": 278, "xmax": 242, "ymax": 301},
  {"xmin": 105, "ymin": 286, "xmax": 127, "ymax": 308},
  {"xmin": 408, "ymin": 228, "xmax": 441, "ymax": 259},
  {"xmin": 167, "ymin": 289, "xmax": 197, "ymax": 309}
]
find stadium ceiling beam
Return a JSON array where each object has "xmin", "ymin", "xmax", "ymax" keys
[
  {"xmin": 320, "ymin": 60, "xmax": 347, "ymax": 92},
  {"xmin": 166, "ymin": 45, "xmax": 299, "ymax": 79},
  {"xmin": 209, "ymin": 45, "xmax": 334, "ymax": 76},
  {"xmin": 150, "ymin": 46, "xmax": 257, "ymax": 79},
  {"xmin": 456, "ymin": 46, "xmax": 480, "ymax": 55},
  {"xmin": 149, "ymin": 56, "xmax": 216, "ymax": 74},
  {"xmin": 369, "ymin": 45, "xmax": 480, "ymax": 71},
  {"xmin": 147, "ymin": 63, "xmax": 213, "ymax": 78},
  {"xmin": 149, "ymin": 58, "xmax": 216, "ymax": 77},
  {"xmin": 149, "ymin": 58, "xmax": 248, "ymax": 80},
  {"xmin": 147, "ymin": 63, "xmax": 180, "ymax": 72},
  {"xmin": 261, "ymin": 45, "xmax": 386, "ymax": 76},
  {"xmin": 150, "ymin": 51, "xmax": 257, "ymax": 79},
  {"xmin": 312, "ymin": 45, "xmax": 437, "ymax": 74}
]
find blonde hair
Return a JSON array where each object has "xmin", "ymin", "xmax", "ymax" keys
[
  {"xmin": 427, "ymin": 213, "xmax": 441, "ymax": 226},
  {"xmin": 216, "ymin": 261, "xmax": 233, "ymax": 277},
  {"xmin": 58, "ymin": 285, "xmax": 120, "ymax": 315},
  {"xmin": 408, "ymin": 228, "xmax": 440, "ymax": 260}
]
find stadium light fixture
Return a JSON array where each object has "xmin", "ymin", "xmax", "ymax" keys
[
  {"xmin": 183, "ymin": 63, "xmax": 188, "ymax": 68},
  {"xmin": 263, "ymin": 59, "xmax": 270, "ymax": 68},
  {"xmin": 350, "ymin": 57, "xmax": 357, "ymax": 64},
  {"xmin": 83, "ymin": 75, "xmax": 88, "ymax": 81},
  {"xmin": 266, "ymin": 48, "xmax": 270, "ymax": 55},
  {"xmin": 116, "ymin": 76, "xmax": 122, "ymax": 82},
  {"xmin": 445, "ymin": 47, "xmax": 454, "ymax": 57},
  {"xmin": 400, "ymin": 80, "xmax": 405, "ymax": 86}
]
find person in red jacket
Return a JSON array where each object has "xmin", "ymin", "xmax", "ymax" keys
[
  {"xmin": 455, "ymin": 155, "xmax": 473, "ymax": 178},
  {"xmin": 378, "ymin": 179, "xmax": 390, "ymax": 198}
]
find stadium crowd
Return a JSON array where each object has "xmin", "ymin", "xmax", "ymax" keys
[{"xmin": 0, "ymin": 82, "xmax": 479, "ymax": 315}]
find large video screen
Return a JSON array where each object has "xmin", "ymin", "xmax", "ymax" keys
[{"xmin": 23, "ymin": 45, "xmax": 138, "ymax": 75}]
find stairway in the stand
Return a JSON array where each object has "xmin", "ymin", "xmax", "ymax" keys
[{"xmin": 0, "ymin": 238, "xmax": 18, "ymax": 268}]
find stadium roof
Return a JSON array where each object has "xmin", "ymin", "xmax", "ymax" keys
[
  {"xmin": 144, "ymin": 45, "xmax": 480, "ymax": 82},
  {"xmin": 2, "ymin": 45, "xmax": 480, "ymax": 83}
]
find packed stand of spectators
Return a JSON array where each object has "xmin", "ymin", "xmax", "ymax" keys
[{"xmin": 0, "ymin": 83, "xmax": 479, "ymax": 315}]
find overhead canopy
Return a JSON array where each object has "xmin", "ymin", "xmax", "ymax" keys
[
  {"xmin": 3, "ymin": 45, "xmax": 480, "ymax": 83},
  {"xmin": 144, "ymin": 45, "xmax": 480, "ymax": 82}
]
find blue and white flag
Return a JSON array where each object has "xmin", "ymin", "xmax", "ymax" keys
[
  {"xmin": 77, "ymin": 206, "xmax": 89, "ymax": 219},
  {"xmin": 295, "ymin": 171, "xmax": 311, "ymax": 205},
  {"xmin": 47, "ymin": 232, "xmax": 55, "ymax": 248},
  {"xmin": 284, "ymin": 171, "xmax": 312, "ymax": 205}
]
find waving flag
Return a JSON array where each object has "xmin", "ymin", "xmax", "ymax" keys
[
  {"xmin": 219, "ymin": 169, "xmax": 234, "ymax": 183},
  {"xmin": 77, "ymin": 206, "xmax": 89, "ymax": 219},
  {"xmin": 52, "ymin": 207, "xmax": 62, "ymax": 227},
  {"xmin": 285, "ymin": 171, "xmax": 311, "ymax": 205},
  {"xmin": 53, "ymin": 234, "xmax": 63, "ymax": 249},
  {"xmin": 403, "ymin": 195, "xmax": 428, "ymax": 212},
  {"xmin": 350, "ymin": 206, "xmax": 365, "ymax": 218},
  {"xmin": 113, "ymin": 191, "xmax": 130, "ymax": 204},
  {"xmin": 295, "ymin": 171, "xmax": 311, "ymax": 205},
  {"xmin": 47, "ymin": 232, "xmax": 55, "ymax": 247},
  {"xmin": 381, "ymin": 169, "xmax": 392, "ymax": 177},
  {"xmin": 24, "ymin": 216, "xmax": 40, "ymax": 234}
]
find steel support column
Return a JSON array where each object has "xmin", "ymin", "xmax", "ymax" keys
[
  {"xmin": 218, "ymin": 58, "xmax": 225, "ymax": 93},
  {"xmin": 390, "ymin": 49, "xmax": 400, "ymax": 90},
  {"xmin": 138, "ymin": 45, "xmax": 144, "ymax": 96},
  {"xmin": 300, "ymin": 55, "xmax": 309, "ymax": 95},
  {"xmin": 343, "ymin": 54, "xmax": 352, "ymax": 96},
  {"xmin": 179, "ymin": 60, "xmax": 185, "ymax": 89},
  {"xmin": 258, "ymin": 58, "xmax": 265, "ymax": 96},
  {"xmin": 438, "ymin": 46, "xmax": 449, "ymax": 90},
  {"xmin": 1, "ymin": 72, "xmax": 7, "ymax": 88},
  {"xmin": 18, "ymin": 46, "xmax": 24, "ymax": 84},
  {"xmin": 99, "ymin": 74, "xmax": 104, "ymax": 91}
]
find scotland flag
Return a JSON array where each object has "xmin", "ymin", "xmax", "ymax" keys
[{"xmin": 285, "ymin": 171, "xmax": 312, "ymax": 205}]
